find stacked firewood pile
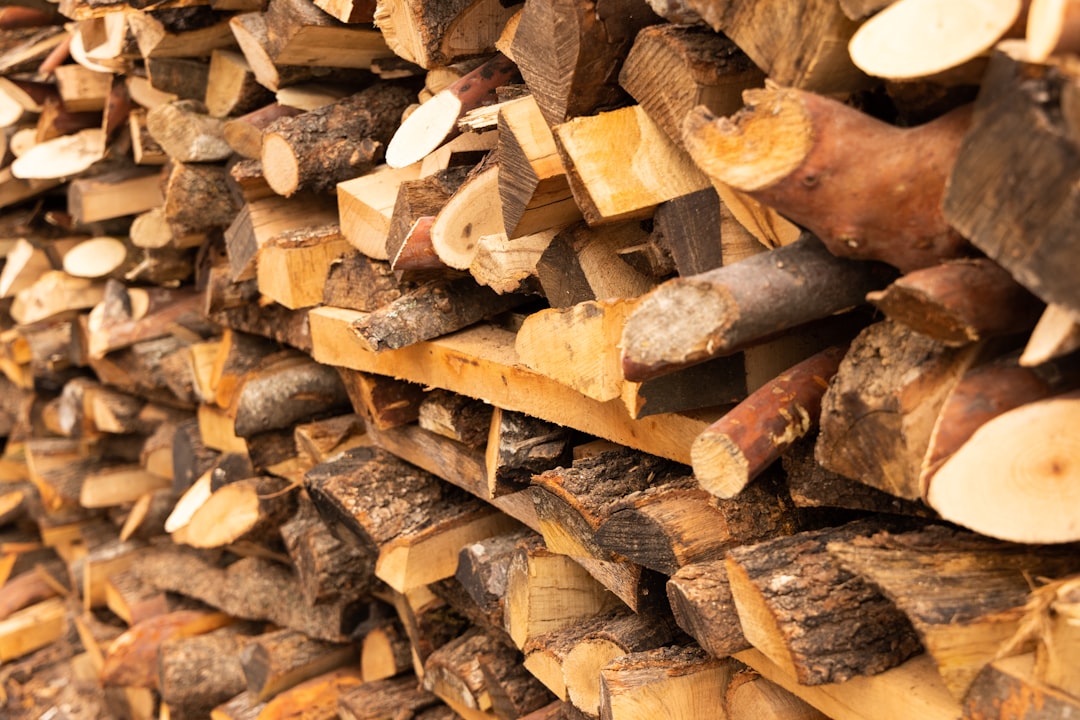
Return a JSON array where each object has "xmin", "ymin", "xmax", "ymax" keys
[{"xmin": 0, "ymin": 0, "xmax": 1078, "ymax": 717}]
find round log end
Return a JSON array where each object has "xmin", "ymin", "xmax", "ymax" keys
[
  {"xmin": 262, "ymin": 132, "xmax": 301, "ymax": 197},
  {"xmin": 692, "ymin": 431, "xmax": 751, "ymax": 500},
  {"xmin": 385, "ymin": 92, "xmax": 462, "ymax": 169},
  {"xmin": 63, "ymin": 236, "xmax": 128, "ymax": 279}
]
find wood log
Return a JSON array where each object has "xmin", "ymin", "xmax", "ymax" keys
[
  {"xmin": 964, "ymin": 653, "xmax": 1080, "ymax": 720},
  {"xmin": 925, "ymin": 389, "xmax": 1080, "ymax": 543},
  {"xmin": 534, "ymin": 221, "xmax": 655, "ymax": 308},
  {"xmin": 304, "ymin": 446, "xmax": 519, "ymax": 592},
  {"xmin": 212, "ymin": 691, "xmax": 267, "ymax": 720},
  {"xmin": 385, "ymin": 168, "xmax": 471, "ymax": 273},
  {"xmin": 422, "ymin": 626, "xmax": 540, "ymax": 717},
  {"xmin": 206, "ymin": 48, "xmax": 275, "ymax": 118},
  {"xmin": 1022, "ymin": 303, "xmax": 1080, "ymax": 366},
  {"xmin": 322, "ymin": 253, "xmax": 412, "ymax": 314},
  {"xmin": 337, "ymin": 163, "xmax": 423, "ymax": 259},
  {"xmin": 418, "ymin": 388, "xmax": 491, "ymax": 448},
  {"xmin": 54, "ymin": 64, "xmax": 111, "ymax": 113},
  {"xmin": 391, "ymin": 584, "xmax": 471, "ymax": 674},
  {"xmin": 256, "ymin": 224, "xmax": 351, "ymax": 309},
  {"xmin": 263, "ymin": 0, "xmax": 391, "ymax": 68},
  {"xmin": 684, "ymin": 86, "xmax": 973, "ymax": 272},
  {"xmin": 691, "ymin": 345, "xmax": 846, "ymax": 499},
  {"xmin": 683, "ymin": 0, "xmax": 866, "ymax": 93},
  {"xmin": 159, "ymin": 623, "xmax": 255, "ymax": 720},
  {"xmin": 361, "ymin": 615, "xmax": 413, "ymax": 681},
  {"xmin": 428, "ymin": 156, "xmax": 504, "ymax": 270},
  {"xmin": 337, "ymin": 674, "xmax": 442, "ymax": 720},
  {"xmin": 725, "ymin": 519, "xmax": 924, "ymax": 686},
  {"xmin": 229, "ymin": 349, "xmax": 350, "ymax": 437},
  {"xmin": 180, "ymin": 475, "xmax": 296, "ymax": 548},
  {"xmin": 349, "ymin": 278, "xmax": 527, "ymax": 351},
  {"xmin": 469, "ymin": 229, "xmax": 555, "ymax": 295},
  {"xmin": 280, "ymin": 493, "xmax": 379, "ymax": 605},
  {"xmin": 0, "ymin": 566, "xmax": 62, "ymax": 621},
  {"xmin": 374, "ymin": 0, "xmax": 520, "ymax": 69},
  {"xmin": 827, "ymin": 525, "xmax": 1080, "ymax": 699},
  {"xmin": 621, "ymin": 233, "xmax": 889, "ymax": 382},
  {"xmin": 337, "ymin": 368, "xmax": 425, "ymax": 429},
  {"xmin": 225, "ymin": 192, "xmax": 339, "ymax": 280},
  {"xmin": 1028, "ymin": 0, "xmax": 1080, "ymax": 59},
  {"xmin": 0, "ymin": 595, "xmax": 68, "ymax": 662},
  {"xmin": 99, "ymin": 609, "xmax": 233, "ymax": 689},
  {"xmin": 127, "ymin": 8, "xmax": 235, "ymax": 59},
  {"xmin": 594, "ymin": 469, "xmax": 798, "ymax": 575},
  {"xmin": 385, "ymin": 53, "xmax": 517, "ymax": 169},
  {"xmin": 552, "ymin": 104, "xmax": 709, "ymax": 226},
  {"xmin": 666, "ymin": 560, "xmax": 751, "ymax": 657},
  {"xmin": 849, "ymin": 0, "xmax": 1021, "ymax": 80},
  {"xmin": 239, "ymin": 627, "xmax": 357, "ymax": 702},
  {"xmin": 816, "ymin": 319, "xmax": 982, "ymax": 501},
  {"xmin": 455, "ymin": 529, "xmax": 535, "ymax": 631},
  {"xmin": 599, "ymin": 646, "xmax": 734, "ymax": 720},
  {"xmin": 223, "ymin": 103, "xmax": 303, "ymax": 159},
  {"xmin": 943, "ymin": 44, "xmax": 1080, "ymax": 317},
  {"xmin": 866, "ymin": 258, "xmax": 1043, "ymax": 346},
  {"xmin": 315, "ymin": 0, "xmax": 375, "ymax": 23},
  {"xmin": 1030, "ymin": 575, "xmax": 1080, "ymax": 699},
  {"xmin": 723, "ymin": 665, "xmax": 829, "ymax": 720},
  {"xmin": 261, "ymin": 83, "xmax": 414, "ymax": 196},
  {"xmin": 66, "ymin": 167, "xmax": 165, "ymax": 225},
  {"xmin": 496, "ymin": 94, "xmax": 580, "ymax": 238},
  {"xmin": 484, "ymin": 407, "xmax": 572, "ymax": 498},
  {"xmin": 131, "ymin": 547, "xmax": 371, "ymax": 642}
]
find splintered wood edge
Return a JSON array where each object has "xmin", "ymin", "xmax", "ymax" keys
[
  {"xmin": 926, "ymin": 392, "xmax": 1080, "ymax": 543},
  {"xmin": 682, "ymin": 88, "xmax": 813, "ymax": 193},
  {"xmin": 848, "ymin": 0, "xmax": 1021, "ymax": 79},
  {"xmin": 385, "ymin": 92, "xmax": 462, "ymax": 169}
]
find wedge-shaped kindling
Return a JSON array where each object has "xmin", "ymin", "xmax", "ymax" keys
[
  {"xmin": 683, "ymin": 86, "xmax": 973, "ymax": 272},
  {"xmin": 620, "ymin": 233, "xmax": 890, "ymax": 382}
]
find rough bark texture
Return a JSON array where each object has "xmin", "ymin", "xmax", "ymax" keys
[{"xmin": 667, "ymin": 559, "xmax": 751, "ymax": 657}]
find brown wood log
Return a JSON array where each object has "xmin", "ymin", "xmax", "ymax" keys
[
  {"xmin": 621, "ymin": 234, "xmax": 890, "ymax": 382},
  {"xmin": 534, "ymin": 221, "xmax": 655, "ymax": 308},
  {"xmin": 280, "ymin": 493, "xmax": 379, "ymax": 606},
  {"xmin": 455, "ymin": 529, "xmax": 536, "ymax": 631},
  {"xmin": 181, "ymin": 475, "xmax": 297, "ymax": 548},
  {"xmin": 867, "ymin": 258, "xmax": 1043, "ymax": 346},
  {"xmin": 361, "ymin": 615, "xmax": 413, "ymax": 681},
  {"xmin": 263, "ymin": 0, "xmax": 391, "ymax": 68},
  {"xmin": 223, "ymin": 103, "xmax": 303, "ymax": 159},
  {"xmin": 691, "ymin": 345, "xmax": 846, "ymax": 499},
  {"xmin": 256, "ymin": 666, "xmax": 365, "ymax": 720},
  {"xmin": 337, "ymin": 674, "xmax": 442, "ymax": 720},
  {"xmin": 1032, "ymin": 575, "xmax": 1080, "ymax": 699},
  {"xmin": 261, "ymin": 83, "xmax": 414, "ymax": 196},
  {"xmin": 390, "ymin": 215, "xmax": 444, "ymax": 282},
  {"xmin": 1022, "ymin": 303, "xmax": 1080, "ymax": 366},
  {"xmin": 595, "ymin": 469, "xmax": 798, "ymax": 576},
  {"xmin": 349, "ymin": 278, "xmax": 526, "ymax": 352},
  {"xmin": 827, "ymin": 525, "xmax": 1080, "ymax": 699},
  {"xmin": 100, "ymin": 609, "xmax": 233, "ymax": 689},
  {"xmin": 206, "ymin": 48, "xmax": 275, "ymax": 118},
  {"xmin": 131, "ymin": 547, "xmax": 371, "ymax": 642},
  {"xmin": 964, "ymin": 653, "xmax": 1080, "ymax": 720},
  {"xmin": 212, "ymin": 691, "xmax": 267, "ymax": 720},
  {"xmin": 337, "ymin": 163, "xmax": 423, "ymax": 260},
  {"xmin": 509, "ymin": 0, "xmax": 658, "ymax": 126},
  {"xmin": 0, "ymin": 566, "xmax": 61, "ymax": 621},
  {"xmin": 684, "ymin": 87, "xmax": 973, "ymax": 272},
  {"xmin": 599, "ymin": 646, "xmax": 734, "ymax": 720},
  {"xmin": 229, "ymin": 350, "xmax": 349, "ymax": 437},
  {"xmin": 427, "ymin": 155, "xmax": 504, "ymax": 270},
  {"xmin": 127, "ymin": 7, "xmax": 235, "ymax": 59},
  {"xmin": 385, "ymin": 53, "xmax": 517, "ymax": 168},
  {"xmin": 385, "ymin": 168, "xmax": 471, "ymax": 274},
  {"xmin": 926, "ymin": 389, "xmax": 1080, "ymax": 543},
  {"xmin": 322, "ymin": 253, "xmax": 412, "ymax": 312},
  {"xmin": 159, "ymin": 623, "xmax": 256, "ymax": 720},
  {"xmin": 391, "ymin": 584, "xmax": 471, "ymax": 673},
  {"xmin": 305, "ymin": 446, "xmax": 519, "ymax": 592},
  {"xmin": 666, "ymin": 559, "xmax": 751, "ymax": 657},
  {"xmin": 314, "ymin": 0, "xmax": 375, "ymax": 23},
  {"xmin": 683, "ymin": 0, "xmax": 867, "ymax": 93},
  {"xmin": 374, "ymin": 0, "xmax": 520, "ymax": 69},
  {"xmin": 146, "ymin": 99, "xmax": 231, "ymax": 163},
  {"xmin": 725, "ymin": 519, "xmax": 924, "ymax": 686},
  {"xmin": 723, "ymin": 665, "xmax": 830, "ymax": 720},
  {"xmin": 256, "ymin": 224, "xmax": 352, "ymax": 309},
  {"xmin": 336, "ymin": 369, "xmax": 425, "ymax": 429},
  {"xmin": 816, "ymin": 319, "xmax": 981, "ymax": 501},
  {"xmin": 239, "ymin": 627, "xmax": 357, "ymax": 702},
  {"xmin": 945, "ymin": 45, "xmax": 1080, "ymax": 317},
  {"xmin": 224, "ymin": 192, "xmax": 340, "ymax": 279},
  {"xmin": 485, "ymin": 408, "xmax": 572, "ymax": 498}
]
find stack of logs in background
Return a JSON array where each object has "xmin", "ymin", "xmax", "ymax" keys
[{"xmin": 0, "ymin": 0, "xmax": 1078, "ymax": 717}]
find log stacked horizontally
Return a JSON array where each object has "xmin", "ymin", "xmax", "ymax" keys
[{"xmin": 0, "ymin": 0, "xmax": 1078, "ymax": 719}]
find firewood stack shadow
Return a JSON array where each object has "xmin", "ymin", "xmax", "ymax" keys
[{"xmin": 0, "ymin": 0, "xmax": 1078, "ymax": 718}]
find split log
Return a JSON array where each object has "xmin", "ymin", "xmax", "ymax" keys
[
  {"xmin": 504, "ymin": 540, "xmax": 622, "ymax": 651},
  {"xmin": 54, "ymin": 64, "xmax": 111, "ymax": 113},
  {"xmin": 620, "ymin": 24, "xmax": 764, "ymax": 152},
  {"xmin": 348, "ymin": 278, "xmax": 526, "ymax": 351},
  {"xmin": 0, "ymin": 596, "xmax": 69, "ymax": 662},
  {"xmin": 228, "ymin": 350, "xmax": 349, "ymax": 437},
  {"xmin": 621, "ymin": 233, "xmax": 890, "ymax": 382},
  {"xmin": 469, "ymin": 229, "xmax": 555, "ymax": 295},
  {"xmin": 337, "ymin": 163, "xmax": 423, "ymax": 259},
  {"xmin": 691, "ymin": 345, "xmax": 846, "ymax": 499},
  {"xmin": 925, "ymin": 389, "xmax": 1080, "ymax": 543},
  {"xmin": 293, "ymin": 413, "xmax": 369, "ymax": 467},
  {"xmin": 239, "ymin": 627, "xmax": 357, "ymax": 702},
  {"xmin": 304, "ymin": 446, "xmax": 519, "ymax": 592},
  {"xmin": 385, "ymin": 53, "xmax": 517, "ymax": 169},
  {"xmin": 250, "ymin": 665, "xmax": 364, "ymax": 720},
  {"xmin": 816, "ymin": 319, "xmax": 982, "ymax": 501},
  {"xmin": 1022, "ymin": 304, "xmax": 1080, "ymax": 366},
  {"xmin": 723, "ymin": 665, "xmax": 829, "ymax": 720},
  {"xmin": 79, "ymin": 465, "xmax": 170, "ymax": 509},
  {"xmin": 131, "ymin": 548, "xmax": 371, "ymax": 642},
  {"xmin": 66, "ymin": 167, "xmax": 164, "ymax": 225},
  {"xmin": 496, "ymin": 94, "xmax": 580, "ymax": 238},
  {"xmin": 455, "ymin": 529, "xmax": 535, "ymax": 631},
  {"xmin": 867, "ymin": 258, "xmax": 1043, "ymax": 346},
  {"xmin": 256, "ymin": 224, "xmax": 352, "ymax": 309},
  {"xmin": 509, "ymin": 0, "xmax": 659, "ymax": 126},
  {"xmin": 534, "ymin": 221, "xmax": 655, "ymax": 308},
  {"xmin": 827, "ymin": 525, "xmax": 1080, "ymax": 699},
  {"xmin": 428, "ymin": 156, "xmax": 504, "ymax": 270},
  {"xmin": 337, "ymin": 369, "xmax": 425, "ymax": 429},
  {"xmin": 599, "ymin": 646, "xmax": 734, "ymax": 720},
  {"xmin": 1028, "ymin": 575, "xmax": 1080, "ymax": 698},
  {"xmin": 147, "ymin": 99, "xmax": 231, "ymax": 163},
  {"xmin": 0, "ymin": 566, "xmax": 62, "ymax": 621},
  {"xmin": 848, "ymin": 0, "xmax": 1021, "ymax": 80},
  {"xmin": 263, "ymin": 0, "xmax": 391, "ymax": 68},
  {"xmin": 225, "ymin": 190, "xmax": 341, "ymax": 278},
  {"xmin": 552, "ymin": 104, "xmax": 709, "ymax": 226},
  {"xmin": 374, "ymin": 0, "xmax": 520, "ymax": 68},
  {"xmin": 159, "ymin": 623, "xmax": 255, "ymax": 720},
  {"xmin": 391, "ymin": 584, "xmax": 471, "ymax": 673},
  {"xmin": 180, "ymin": 475, "xmax": 297, "ymax": 548},
  {"xmin": 127, "ymin": 8, "xmax": 235, "ymax": 59},
  {"xmin": 684, "ymin": 86, "xmax": 973, "ymax": 272},
  {"xmin": 337, "ymin": 674, "xmax": 442, "ymax": 720},
  {"xmin": 361, "ymin": 615, "xmax": 413, "ymax": 681},
  {"xmin": 964, "ymin": 653, "xmax": 1080, "ymax": 720},
  {"xmin": 280, "ymin": 494, "xmax": 379, "ymax": 605},
  {"xmin": 322, "ymin": 254, "xmax": 412, "ymax": 316},
  {"xmin": 594, "ymin": 469, "xmax": 798, "ymax": 575},
  {"xmin": 261, "ymin": 83, "xmax": 414, "ymax": 196},
  {"xmin": 212, "ymin": 691, "xmax": 266, "ymax": 720},
  {"xmin": 206, "ymin": 48, "xmax": 275, "ymax": 118},
  {"xmin": 314, "ymin": 0, "xmax": 375, "ymax": 23},
  {"xmin": 943, "ymin": 44, "xmax": 1080, "ymax": 317},
  {"xmin": 385, "ymin": 168, "xmax": 471, "ymax": 273},
  {"xmin": 418, "ymin": 389, "xmax": 491, "ymax": 448},
  {"xmin": 666, "ymin": 560, "xmax": 750, "ymax": 657},
  {"xmin": 683, "ymin": 0, "xmax": 866, "ymax": 93},
  {"xmin": 485, "ymin": 408, "xmax": 572, "ymax": 498},
  {"xmin": 725, "ymin": 519, "xmax": 924, "ymax": 686}
]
